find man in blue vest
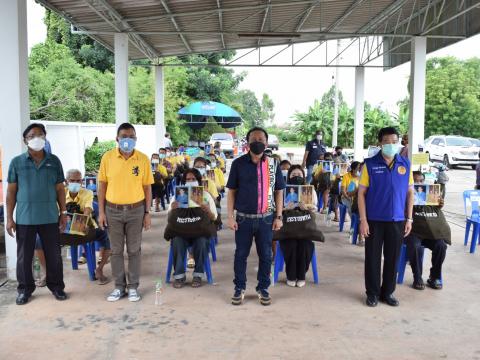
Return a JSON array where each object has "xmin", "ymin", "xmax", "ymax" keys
[{"xmin": 358, "ymin": 127, "xmax": 414, "ymax": 307}]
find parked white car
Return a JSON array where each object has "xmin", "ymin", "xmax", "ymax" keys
[
  {"xmin": 423, "ymin": 135, "xmax": 479, "ymax": 169},
  {"xmin": 267, "ymin": 134, "xmax": 279, "ymax": 150},
  {"xmin": 208, "ymin": 133, "xmax": 235, "ymax": 158}
]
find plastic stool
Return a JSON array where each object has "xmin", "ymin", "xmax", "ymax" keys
[
  {"xmin": 210, "ymin": 237, "xmax": 217, "ymax": 262},
  {"xmin": 464, "ymin": 218, "xmax": 480, "ymax": 253},
  {"xmin": 165, "ymin": 243, "xmax": 213, "ymax": 284},
  {"xmin": 350, "ymin": 213, "xmax": 360, "ymax": 245},
  {"xmin": 273, "ymin": 243, "xmax": 319, "ymax": 284},
  {"xmin": 396, "ymin": 243, "xmax": 443, "ymax": 285}
]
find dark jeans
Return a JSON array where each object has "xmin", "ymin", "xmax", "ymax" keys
[
  {"xmin": 405, "ymin": 235, "xmax": 447, "ymax": 281},
  {"xmin": 233, "ymin": 214, "xmax": 273, "ymax": 291},
  {"xmin": 279, "ymin": 239, "xmax": 314, "ymax": 281},
  {"xmin": 16, "ymin": 223, "xmax": 65, "ymax": 295},
  {"xmin": 365, "ymin": 221, "xmax": 404, "ymax": 298},
  {"xmin": 172, "ymin": 236, "xmax": 208, "ymax": 279}
]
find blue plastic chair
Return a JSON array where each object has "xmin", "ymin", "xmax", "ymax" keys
[
  {"xmin": 165, "ymin": 242, "xmax": 213, "ymax": 284},
  {"xmin": 463, "ymin": 190, "xmax": 480, "ymax": 253},
  {"xmin": 273, "ymin": 243, "xmax": 319, "ymax": 284},
  {"xmin": 397, "ymin": 243, "xmax": 443, "ymax": 285},
  {"xmin": 317, "ymin": 191, "xmax": 324, "ymax": 212},
  {"xmin": 339, "ymin": 203, "xmax": 348, "ymax": 232},
  {"xmin": 210, "ymin": 237, "xmax": 217, "ymax": 262},
  {"xmin": 70, "ymin": 242, "xmax": 96, "ymax": 281},
  {"xmin": 350, "ymin": 213, "xmax": 360, "ymax": 245}
]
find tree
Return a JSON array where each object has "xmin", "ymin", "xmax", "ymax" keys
[
  {"xmin": 234, "ymin": 89, "xmax": 263, "ymax": 131},
  {"xmin": 260, "ymin": 93, "xmax": 275, "ymax": 126}
]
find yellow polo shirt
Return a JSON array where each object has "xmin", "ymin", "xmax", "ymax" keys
[
  {"xmin": 155, "ymin": 164, "xmax": 168, "ymax": 178},
  {"xmin": 98, "ymin": 148, "xmax": 154, "ymax": 205},
  {"xmin": 65, "ymin": 187, "xmax": 94, "ymax": 212},
  {"xmin": 359, "ymin": 163, "xmax": 414, "ymax": 187},
  {"xmin": 214, "ymin": 168, "xmax": 225, "ymax": 189}
]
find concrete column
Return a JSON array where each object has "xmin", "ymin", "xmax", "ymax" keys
[
  {"xmin": 155, "ymin": 65, "xmax": 166, "ymax": 149},
  {"xmin": 408, "ymin": 37, "xmax": 427, "ymax": 157},
  {"xmin": 0, "ymin": 0, "xmax": 30, "ymax": 279},
  {"xmin": 114, "ymin": 33, "xmax": 129, "ymax": 126},
  {"xmin": 353, "ymin": 66, "xmax": 365, "ymax": 161}
]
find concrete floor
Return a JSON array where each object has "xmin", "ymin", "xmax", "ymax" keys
[{"xmin": 1, "ymin": 168, "xmax": 480, "ymax": 359}]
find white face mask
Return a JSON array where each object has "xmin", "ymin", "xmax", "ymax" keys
[
  {"xmin": 282, "ymin": 170, "xmax": 288, "ymax": 178},
  {"xmin": 195, "ymin": 167, "xmax": 206, "ymax": 176},
  {"xmin": 151, "ymin": 159, "xmax": 160, "ymax": 164},
  {"xmin": 316, "ymin": 135, "xmax": 323, "ymax": 141},
  {"xmin": 210, "ymin": 161, "xmax": 217, "ymax": 168},
  {"xmin": 185, "ymin": 181, "xmax": 198, "ymax": 187},
  {"xmin": 28, "ymin": 137, "xmax": 46, "ymax": 151}
]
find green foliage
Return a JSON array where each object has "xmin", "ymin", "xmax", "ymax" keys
[
  {"xmin": 84, "ymin": 140, "xmax": 116, "ymax": 173},
  {"xmin": 422, "ymin": 57, "xmax": 480, "ymax": 138}
]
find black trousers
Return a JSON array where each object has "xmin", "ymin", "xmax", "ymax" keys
[
  {"xmin": 16, "ymin": 223, "xmax": 65, "ymax": 295},
  {"xmin": 365, "ymin": 221, "xmax": 404, "ymax": 297},
  {"xmin": 279, "ymin": 239, "xmax": 314, "ymax": 281},
  {"xmin": 405, "ymin": 235, "xmax": 447, "ymax": 281}
]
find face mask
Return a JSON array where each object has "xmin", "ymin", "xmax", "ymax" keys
[
  {"xmin": 289, "ymin": 176, "xmax": 304, "ymax": 185},
  {"xmin": 282, "ymin": 170, "xmax": 288, "ymax": 178},
  {"xmin": 166, "ymin": 152, "xmax": 171, "ymax": 157},
  {"xmin": 118, "ymin": 138, "xmax": 136, "ymax": 153},
  {"xmin": 159, "ymin": 154, "xmax": 166, "ymax": 159},
  {"xmin": 68, "ymin": 183, "xmax": 81, "ymax": 193},
  {"xmin": 185, "ymin": 181, "xmax": 198, "ymax": 187},
  {"xmin": 382, "ymin": 143, "xmax": 399, "ymax": 158},
  {"xmin": 356, "ymin": 171, "xmax": 361, "ymax": 177},
  {"xmin": 210, "ymin": 161, "xmax": 217, "ymax": 168},
  {"xmin": 195, "ymin": 167, "xmax": 206, "ymax": 176},
  {"xmin": 179, "ymin": 147, "xmax": 185, "ymax": 153},
  {"xmin": 336, "ymin": 151, "xmax": 342, "ymax": 156},
  {"xmin": 151, "ymin": 159, "xmax": 159, "ymax": 164},
  {"xmin": 28, "ymin": 137, "xmax": 45, "ymax": 152},
  {"xmin": 316, "ymin": 135, "xmax": 323, "ymax": 141},
  {"xmin": 249, "ymin": 141, "xmax": 265, "ymax": 155}
]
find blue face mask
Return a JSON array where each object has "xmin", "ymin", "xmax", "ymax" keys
[
  {"xmin": 382, "ymin": 143, "xmax": 399, "ymax": 157},
  {"xmin": 159, "ymin": 153, "xmax": 166, "ymax": 159},
  {"xmin": 119, "ymin": 137, "xmax": 136, "ymax": 153},
  {"xmin": 68, "ymin": 183, "xmax": 81, "ymax": 193}
]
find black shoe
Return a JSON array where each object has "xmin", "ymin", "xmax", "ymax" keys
[
  {"xmin": 256, "ymin": 289, "xmax": 271, "ymax": 306},
  {"xmin": 52, "ymin": 290, "xmax": 67, "ymax": 301},
  {"xmin": 231, "ymin": 289, "xmax": 245, "ymax": 305},
  {"xmin": 380, "ymin": 294, "xmax": 399, "ymax": 306},
  {"xmin": 413, "ymin": 278, "xmax": 426, "ymax": 290},
  {"xmin": 16, "ymin": 293, "xmax": 30, "ymax": 305},
  {"xmin": 366, "ymin": 295, "xmax": 378, "ymax": 307},
  {"xmin": 427, "ymin": 278, "xmax": 443, "ymax": 290}
]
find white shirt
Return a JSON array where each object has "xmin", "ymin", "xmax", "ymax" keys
[{"xmin": 164, "ymin": 137, "xmax": 173, "ymax": 148}]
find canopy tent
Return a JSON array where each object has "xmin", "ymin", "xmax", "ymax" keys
[{"xmin": 178, "ymin": 101, "xmax": 242, "ymax": 130}]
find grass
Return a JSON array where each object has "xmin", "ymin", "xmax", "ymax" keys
[{"xmin": 280, "ymin": 141, "xmax": 303, "ymax": 148}]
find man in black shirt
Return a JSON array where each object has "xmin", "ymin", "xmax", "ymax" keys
[{"xmin": 302, "ymin": 130, "xmax": 326, "ymax": 184}]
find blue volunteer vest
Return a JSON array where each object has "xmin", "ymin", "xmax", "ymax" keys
[{"xmin": 365, "ymin": 152, "xmax": 411, "ymax": 222}]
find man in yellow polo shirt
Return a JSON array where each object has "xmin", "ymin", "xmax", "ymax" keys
[{"xmin": 97, "ymin": 123, "xmax": 154, "ymax": 302}]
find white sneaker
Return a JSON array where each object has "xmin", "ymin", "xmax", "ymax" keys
[
  {"xmin": 296, "ymin": 280, "xmax": 306, "ymax": 288},
  {"xmin": 286, "ymin": 280, "xmax": 296, "ymax": 287},
  {"xmin": 107, "ymin": 288, "xmax": 125, "ymax": 302},
  {"xmin": 128, "ymin": 288, "xmax": 141, "ymax": 302}
]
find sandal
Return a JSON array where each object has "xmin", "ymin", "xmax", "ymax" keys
[
  {"xmin": 191, "ymin": 276, "xmax": 202, "ymax": 288},
  {"xmin": 413, "ymin": 279, "xmax": 425, "ymax": 290},
  {"xmin": 173, "ymin": 278, "xmax": 185, "ymax": 289}
]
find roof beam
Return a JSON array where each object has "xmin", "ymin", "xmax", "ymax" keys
[
  {"xmin": 295, "ymin": 1, "xmax": 319, "ymax": 31},
  {"xmin": 216, "ymin": 0, "xmax": 226, "ymax": 49},
  {"xmin": 326, "ymin": 0, "xmax": 367, "ymax": 31},
  {"xmin": 159, "ymin": 0, "xmax": 192, "ymax": 53},
  {"xmin": 357, "ymin": 0, "xmax": 410, "ymax": 33},
  {"xmin": 82, "ymin": 0, "xmax": 158, "ymax": 60},
  {"xmin": 75, "ymin": 0, "xmax": 322, "ymax": 28},
  {"xmin": 257, "ymin": 0, "xmax": 272, "ymax": 47}
]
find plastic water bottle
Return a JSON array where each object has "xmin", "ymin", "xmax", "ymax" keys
[
  {"xmin": 33, "ymin": 256, "xmax": 41, "ymax": 281},
  {"xmin": 155, "ymin": 278, "xmax": 164, "ymax": 306}
]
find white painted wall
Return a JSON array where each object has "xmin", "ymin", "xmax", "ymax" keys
[{"xmin": 33, "ymin": 121, "xmax": 158, "ymax": 175}]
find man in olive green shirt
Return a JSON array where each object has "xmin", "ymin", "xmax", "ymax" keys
[{"xmin": 6, "ymin": 123, "xmax": 68, "ymax": 305}]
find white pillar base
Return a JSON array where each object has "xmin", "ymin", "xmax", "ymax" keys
[
  {"xmin": 114, "ymin": 33, "xmax": 129, "ymax": 127},
  {"xmin": 354, "ymin": 66, "xmax": 365, "ymax": 161},
  {"xmin": 0, "ymin": 0, "xmax": 30, "ymax": 279}
]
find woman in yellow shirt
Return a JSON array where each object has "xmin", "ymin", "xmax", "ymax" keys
[{"xmin": 340, "ymin": 161, "xmax": 361, "ymax": 220}]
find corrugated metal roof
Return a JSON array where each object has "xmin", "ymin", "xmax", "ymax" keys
[{"xmin": 37, "ymin": 0, "xmax": 480, "ymax": 67}]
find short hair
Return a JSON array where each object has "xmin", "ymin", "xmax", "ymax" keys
[
  {"xmin": 377, "ymin": 127, "xmax": 399, "ymax": 142},
  {"xmin": 246, "ymin": 127, "xmax": 268, "ymax": 142},
  {"xmin": 335, "ymin": 146, "xmax": 343, "ymax": 151},
  {"xmin": 287, "ymin": 165, "xmax": 305, "ymax": 184},
  {"xmin": 315, "ymin": 130, "xmax": 323, "ymax": 136},
  {"xmin": 324, "ymin": 152, "xmax": 333, "ymax": 159},
  {"xmin": 159, "ymin": 148, "xmax": 166, "ymax": 152},
  {"xmin": 280, "ymin": 160, "xmax": 291, "ymax": 167},
  {"xmin": 23, "ymin": 123, "xmax": 46, "ymax": 139},
  {"xmin": 193, "ymin": 157, "xmax": 208, "ymax": 166},
  {"xmin": 182, "ymin": 168, "xmax": 202, "ymax": 185},
  {"xmin": 350, "ymin": 161, "xmax": 361, "ymax": 172},
  {"xmin": 117, "ymin": 122, "xmax": 136, "ymax": 136},
  {"xmin": 165, "ymin": 133, "xmax": 170, "ymax": 138},
  {"xmin": 412, "ymin": 171, "xmax": 424, "ymax": 179},
  {"xmin": 208, "ymin": 153, "xmax": 217, "ymax": 160},
  {"xmin": 66, "ymin": 169, "xmax": 82, "ymax": 179}
]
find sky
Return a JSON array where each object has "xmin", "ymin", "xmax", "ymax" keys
[{"xmin": 26, "ymin": 0, "xmax": 480, "ymax": 125}]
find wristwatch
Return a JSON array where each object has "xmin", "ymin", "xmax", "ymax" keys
[
  {"xmin": 275, "ymin": 215, "xmax": 283, "ymax": 221},
  {"xmin": 145, "ymin": 211, "xmax": 150, "ymax": 214},
  {"xmin": 61, "ymin": 210, "xmax": 68, "ymax": 215},
  {"xmin": 406, "ymin": 218, "xmax": 413, "ymax": 223}
]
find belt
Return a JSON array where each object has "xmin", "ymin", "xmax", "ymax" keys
[
  {"xmin": 106, "ymin": 200, "xmax": 145, "ymax": 210},
  {"xmin": 236, "ymin": 212, "xmax": 272, "ymax": 219}
]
